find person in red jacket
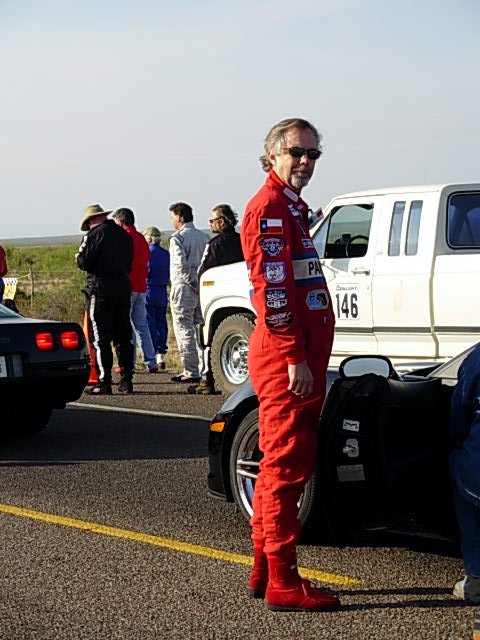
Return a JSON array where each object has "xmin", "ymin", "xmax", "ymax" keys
[
  {"xmin": 0, "ymin": 244, "xmax": 7, "ymax": 300},
  {"xmin": 240, "ymin": 118, "xmax": 339, "ymax": 612},
  {"xmin": 113, "ymin": 208, "xmax": 158, "ymax": 373}
]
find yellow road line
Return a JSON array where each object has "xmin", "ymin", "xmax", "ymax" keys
[{"xmin": 0, "ymin": 502, "xmax": 361, "ymax": 587}]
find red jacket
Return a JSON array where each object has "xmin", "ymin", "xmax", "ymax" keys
[
  {"xmin": 240, "ymin": 170, "xmax": 334, "ymax": 365},
  {"xmin": 124, "ymin": 225, "xmax": 150, "ymax": 293},
  {"xmin": 0, "ymin": 245, "xmax": 7, "ymax": 277}
]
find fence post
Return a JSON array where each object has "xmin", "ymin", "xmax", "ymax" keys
[{"xmin": 27, "ymin": 260, "xmax": 34, "ymax": 310}]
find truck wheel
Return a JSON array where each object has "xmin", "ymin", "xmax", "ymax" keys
[
  {"xmin": 211, "ymin": 314, "xmax": 255, "ymax": 395},
  {"xmin": 229, "ymin": 407, "xmax": 319, "ymax": 535}
]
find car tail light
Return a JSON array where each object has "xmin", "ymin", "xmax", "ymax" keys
[
  {"xmin": 36, "ymin": 332, "xmax": 55, "ymax": 351},
  {"xmin": 61, "ymin": 330, "xmax": 80, "ymax": 350}
]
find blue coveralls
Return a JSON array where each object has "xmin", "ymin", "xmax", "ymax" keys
[{"xmin": 449, "ymin": 344, "xmax": 480, "ymax": 578}]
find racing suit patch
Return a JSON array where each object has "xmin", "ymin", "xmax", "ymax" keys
[
  {"xmin": 264, "ymin": 261, "xmax": 286, "ymax": 283},
  {"xmin": 306, "ymin": 289, "xmax": 329, "ymax": 310},
  {"xmin": 265, "ymin": 287, "xmax": 288, "ymax": 309},
  {"xmin": 259, "ymin": 218, "xmax": 283, "ymax": 234},
  {"xmin": 288, "ymin": 203, "xmax": 301, "ymax": 217},
  {"xmin": 296, "ymin": 218, "xmax": 307, "ymax": 237},
  {"xmin": 302, "ymin": 239, "xmax": 314, "ymax": 249},
  {"xmin": 265, "ymin": 311, "xmax": 293, "ymax": 328},
  {"xmin": 259, "ymin": 237, "xmax": 286, "ymax": 257},
  {"xmin": 292, "ymin": 257, "xmax": 325, "ymax": 285}
]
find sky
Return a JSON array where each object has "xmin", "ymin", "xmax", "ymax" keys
[{"xmin": 1, "ymin": 0, "xmax": 479, "ymax": 239}]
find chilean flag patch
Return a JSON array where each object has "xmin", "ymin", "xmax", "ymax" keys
[{"xmin": 259, "ymin": 218, "xmax": 283, "ymax": 234}]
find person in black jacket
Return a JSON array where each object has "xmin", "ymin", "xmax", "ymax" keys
[
  {"xmin": 75, "ymin": 204, "xmax": 135, "ymax": 395},
  {"xmin": 189, "ymin": 203, "xmax": 244, "ymax": 395}
]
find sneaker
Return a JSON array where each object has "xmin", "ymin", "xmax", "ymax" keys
[
  {"xmin": 148, "ymin": 365, "xmax": 159, "ymax": 373},
  {"xmin": 86, "ymin": 383, "xmax": 112, "ymax": 396},
  {"xmin": 156, "ymin": 353, "xmax": 166, "ymax": 367},
  {"xmin": 453, "ymin": 576, "xmax": 480, "ymax": 603},
  {"xmin": 187, "ymin": 379, "xmax": 215, "ymax": 395},
  {"xmin": 171, "ymin": 373, "xmax": 201, "ymax": 383},
  {"xmin": 117, "ymin": 379, "xmax": 133, "ymax": 394}
]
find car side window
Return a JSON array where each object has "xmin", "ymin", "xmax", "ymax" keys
[
  {"xmin": 405, "ymin": 200, "xmax": 423, "ymax": 256},
  {"xmin": 447, "ymin": 192, "xmax": 480, "ymax": 247},
  {"xmin": 316, "ymin": 204, "xmax": 373, "ymax": 259},
  {"xmin": 388, "ymin": 201, "xmax": 405, "ymax": 256}
]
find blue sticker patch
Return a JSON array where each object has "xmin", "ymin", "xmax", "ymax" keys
[
  {"xmin": 265, "ymin": 287, "xmax": 288, "ymax": 309},
  {"xmin": 259, "ymin": 237, "xmax": 286, "ymax": 257},
  {"xmin": 265, "ymin": 311, "xmax": 293, "ymax": 328},
  {"xmin": 306, "ymin": 289, "xmax": 329, "ymax": 310},
  {"xmin": 296, "ymin": 218, "xmax": 307, "ymax": 237},
  {"xmin": 302, "ymin": 239, "xmax": 314, "ymax": 249},
  {"xmin": 264, "ymin": 261, "xmax": 286, "ymax": 284}
]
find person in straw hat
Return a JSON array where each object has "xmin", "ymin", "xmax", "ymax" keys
[{"xmin": 75, "ymin": 204, "xmax": 135, "ymax": 394}]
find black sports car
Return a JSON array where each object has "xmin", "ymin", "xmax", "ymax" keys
[
  {"xmin": 207, "ymin": 349, "xmax": 473, "ymax": 545},
  {"xmin": 0, "ymin": 303, "xmax": 91, "ymax": 435}
]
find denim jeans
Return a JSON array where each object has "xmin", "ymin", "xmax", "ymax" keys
[
  {"xmin": 451, "ymin": 454, "xmax": 480, "ymax": 577},
  {"xmin": 130, "ymin": 291, "xmax": 156, "ymax": 369}
]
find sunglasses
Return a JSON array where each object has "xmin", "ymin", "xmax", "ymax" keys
[{"xmin": 282, "ymin": 147, "xmax": 322, "ymax": 160}]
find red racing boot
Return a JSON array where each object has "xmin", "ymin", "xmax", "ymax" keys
[
  {"xmin": 265, "ymin": 553, "xmax": 340, "ymax": 612},
  {"xmin": 247, "ymin": 543, "xmax": 268, "ymax": 599}
]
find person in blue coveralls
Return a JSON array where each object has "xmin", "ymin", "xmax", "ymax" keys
[
  {"xmin": 142, "ymin": 226, "xmax": 170, "ymax": 369},
  {"xmin": 449, "ymin": 343, "xmax": 480, "ymax": 604}
]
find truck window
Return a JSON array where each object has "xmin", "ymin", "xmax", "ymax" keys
[
  {"xmin": 319, "ymin": 204, "xmax": 373, "ymax": 259},
  {"xmin": 447, "ymin": 192, "xmax": 480, "ymax": 247},
  {"xmin": 405, "ymin": 200, "xmax": 423, "ymax": 256},
  {"xmin": 388, "ymin": 201, "xmax": 405, "ymax": 256}
]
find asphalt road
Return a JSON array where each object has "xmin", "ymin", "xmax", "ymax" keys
[{"xmin": 0, "ymin": 370, "xmax": 477, "ymax": 639}]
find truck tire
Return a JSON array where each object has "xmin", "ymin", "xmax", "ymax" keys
[{"xmin": 211, "ymin": 314, "xmax": 255, "ymax": 395}]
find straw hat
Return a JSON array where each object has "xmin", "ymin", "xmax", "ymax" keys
[{"xmin": 80, "ymin": 204, "xmax": 112, "ymax": 231}]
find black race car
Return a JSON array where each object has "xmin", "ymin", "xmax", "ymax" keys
[
  {"xmin": 207, "ymin": 349, "xmax": 473, "ymax": 545},
  {"xmin": 0, "ymin": 303, "xmax": 91, "ymax": 435}
]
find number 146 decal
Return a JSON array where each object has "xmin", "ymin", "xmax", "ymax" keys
[{"xmin": 334, "ymin": 284, "xmax": 359, "ymax": 319}]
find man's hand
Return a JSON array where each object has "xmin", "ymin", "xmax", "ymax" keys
[{"xmin": 288, "ymin": 360, "xmax": 314, "ymax": 397}]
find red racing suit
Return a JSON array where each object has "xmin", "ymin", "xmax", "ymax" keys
[{"xmin": 240, "ymin": 169, "xmax": 335, "ymax": 556}]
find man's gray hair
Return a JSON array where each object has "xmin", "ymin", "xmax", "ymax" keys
[
  {"xmin": 259, "ymin": 118, "xmax": 322, "ymax": 173},
  {"xmin": 112, "ymin": 207, "xmax": 135, "ymax": 226}
]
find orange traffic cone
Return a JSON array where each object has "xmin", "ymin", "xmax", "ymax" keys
[{"xmin": 83, "ymin": 310, "xmax": 98, "ymax": 385}]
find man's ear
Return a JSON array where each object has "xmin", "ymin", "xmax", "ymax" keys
[{"xmin": 267, "ymin": 149, "xmax": 277, "ymax": 167}]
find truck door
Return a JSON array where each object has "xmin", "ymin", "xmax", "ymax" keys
[
  {"xmin": 371, "ymin": 193, "xmax": 438, "ymax": 358},
  {"xmin": 434, "ymin": 188, "xmax": 480, "ymax": 358},
  {"xmin": 313, "ymin": 199, "xmax": 380, "ymax": 355}
]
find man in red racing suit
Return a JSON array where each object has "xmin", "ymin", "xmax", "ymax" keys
[{"xmin": 240, "ymin": 118, "xmax": 339, "ymax": 612}]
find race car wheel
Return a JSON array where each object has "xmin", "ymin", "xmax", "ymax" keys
[
  {"xmin": 4, "ymin": 406, "xmax": 53, "ymax": 436},
  {"xmin": 211, "ymin": 314, "xmax": 255, "ymax": 395},
  {"xmin": 229, "ymin": 407, "xmax": 318, "ymax": 533}
]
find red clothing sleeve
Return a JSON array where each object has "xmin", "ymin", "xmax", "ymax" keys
[{"xmin": 0, "ymin": 245, "xmax": 7, "ymax": 277}]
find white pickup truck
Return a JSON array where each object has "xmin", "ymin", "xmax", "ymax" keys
[{"xmin": 199, "ymin": 183, "xmax": 480, "ymax": 394}]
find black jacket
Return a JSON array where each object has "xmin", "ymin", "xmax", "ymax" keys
[
  {"xmin": 76, "ymin": 219, "xmax": 133, "ymax": 297},
  {"xmin": 198, "ymin": 226, "xmax": 244, "ymax": 280}
]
